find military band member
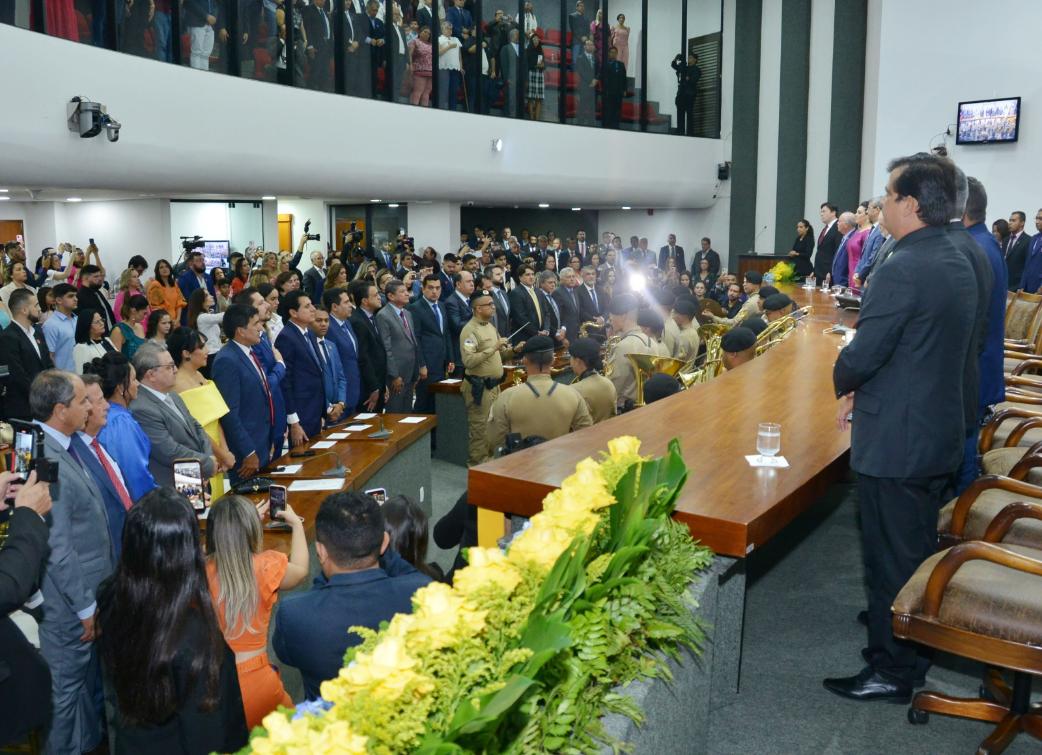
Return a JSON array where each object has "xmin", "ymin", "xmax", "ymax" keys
[
  {"xmin": 651, "ymin": 288, "xmax": 681, "ymax": 357},
  {"xmin": 567, "ymin": 337, "xmax": 617, "ymax": 423},
  {"xmin": 708, "ymin": 270, "xmax": 763, "ymax": 326},
  {"xmin": 763, "ymin": 293, "xmax": 795, "ymax": 323},
  {"xmin": 671, "ymin": 298, "xmax": 702, "ymax": 364},
  {"xmin": 460, "ymin": 289, "xmax": 523, "ymax": 465},
  {"xmin": 606, "ymin": 293, "xmax": 659, "ymax": 411},
  {"xmin": 487, "ymin": 336, "xmax": 593, "ymax": 452},
  {"xmin": 637, "ymin": 308, "xmax": 673, "ymax": 358},
  {"xmin": 720, "ymin": 326, "xmax": 757, "ymax": 371}
]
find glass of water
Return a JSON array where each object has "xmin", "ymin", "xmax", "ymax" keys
[{"xmin": 757, "ymin": 423, "xmax": 781, "ymax": 457}]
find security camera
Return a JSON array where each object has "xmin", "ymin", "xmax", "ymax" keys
[
  {"xmin": 101, "ymin": 114, "xmax": 121, "ymax": 143},
  {"xmin": 67, "ymin": 97, "xmax": 121, "ymax": 142}
]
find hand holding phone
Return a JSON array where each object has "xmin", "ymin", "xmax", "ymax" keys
[
  {"xmin": 265, "ymin": 485, "xmax": 292, "ymax": 530},
  {"xmin": 173, "ymin": 458, "xmax": 207, "ymax": 513}
]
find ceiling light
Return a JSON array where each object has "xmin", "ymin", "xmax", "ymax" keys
[
  {"xmin": 370, "ymin": 199, "xmax": 381, "ymax": 203},
  {"xmin": 571, "ymin": 207, "xmax": 581, "ymax": 211},
  {"xmin": 388, "ymin": 203, "xmax": 399, "ymax": 208},
  {"xmin": 491, "ymin": 138, "xmax": 503, "ymax": 152},
  {"xmin": 262, "ymin": 195, "xmax": 276, "ymax": 201},
  {"xmin": 66, "ymin": 197, "xmax": 83, "ymax": 202},
  {"xmin": 0, "ymin": 197, "xmax": 9, "ymax": 202},
  {"xmin": 0, "ymin": 188, "xmax": 8, "ymax": 193},
  {"xmin": 538, "ymin": 203, "xmax": 550, "ymax": 208},
  {"xmin": 621, "ymin": 206, "xmax": 631, "ymax": 210}
]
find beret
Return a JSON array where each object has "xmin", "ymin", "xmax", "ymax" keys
[
  {"xmin": 522, "ymin": 335, "xmax": 555, "ymax": 354},
  {"xmin": 609, "ymin": 293, "xmax": 639, "ymax": 315},
  {"xmin": 763, "ymin": 293, "xmax": 794, "ymax": 312},
  {"xmin": 637, "ymin": 308, "xmax": 664, "ymax": 330},
  {"xmin": 673, "ymin": 298, "xmax": 698, "ymax": 317},
  {"xmin": 568, "ymin": 337, "xmax": 601, "ymax": 365},
  {"xmin": 743, "ymin": 315, "xmax": 767, "ymax": 336},
  {"xmin": 758, "ymin": 285, "xmax": 780, "ymax": 300},
  {"xmin": 721, "ymin": 326, "xmax": 757, "ymax": 352},
  {"xmin": 744, "ymin": 270, "xmax": 763, "ymax": 285},
  {"xmin": 644, "ymin": 373, "xmax": 681, "ymax": 404},
  {"xmin": 469, "ymin": 289, "xmax": 493, "ymax": 304}
]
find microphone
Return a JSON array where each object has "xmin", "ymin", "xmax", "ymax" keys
[
  {"xmin": 299, "ymin": 451, "xmax": 349, "ymax": 478},
  {"xmin": 368, "ymin": 415, "xmax": 393, "ymax": 440},
  {"xmin": 752, "ymin": 224, "xmax": 769, "ymax": 254}
]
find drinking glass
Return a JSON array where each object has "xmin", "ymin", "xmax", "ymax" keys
[{"xmin": 757, "ymin": 423, "xmax": 781, "ymax": 457}]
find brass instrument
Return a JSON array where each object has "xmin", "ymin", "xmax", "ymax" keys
[
  {"xmin": 627, "ymin": 354, "xmax": 688, "ymax": 407},
  {"xmin": 754, "ymin": 306, "xmax": 810, "ymax": 355},
  {"xmin": 678, "ymin": 334, "xmax": 723, "ymax": 387},
  {"xmin": 600, "ymin": 332, "xmax": 625, "ymax": 378},
  {"xmin": 578, "ymin": 320, "xmax": 608, "ymax": 342}
]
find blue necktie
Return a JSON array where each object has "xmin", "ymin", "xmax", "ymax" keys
[
  {"xmin": 431, "ymin": 301, "xmax": 443, "ymax": 332},
  {"xmin": 342, "ymin": 319, "xmax": 357, "ymax": 351}
]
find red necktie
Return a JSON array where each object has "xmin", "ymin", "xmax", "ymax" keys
[
  {"xmin": 91, "ymin": 438, "xmax": 134, "ymax": 511},
  {"xmin": 817, "ymin": 226, "xmax": 826, "ymax": 246},
  {"xmin": 250, "ymin": 351, "xmax": 276, "ymax": 424},
  {"xmin": 399, "ymin": 310, "xmax": 415, "ymax": 343}
]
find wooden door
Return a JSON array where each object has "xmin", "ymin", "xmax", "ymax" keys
[
  {"xmin": 0, "ymin": 219, "xmax": 25, "ymax": 246},
  {"xmin": 278, "ymin": 214, "xmax": 293, "ymax": 253}
]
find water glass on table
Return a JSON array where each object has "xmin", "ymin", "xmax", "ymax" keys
[{"xmin": 757, "ymin": 423, "xmax": 781, "ymax": 457}]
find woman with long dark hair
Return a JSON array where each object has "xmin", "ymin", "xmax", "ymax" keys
[
  {"xmin": 145, "ymin": 308, "xmax": 173, "ymax": 345},
  {"xmin": 96, "ymin": 488, "xmax": 248, "ymax": 754},
  {"xmin": 786, "ymin": 219, "xmax": 816, "ymax": 279},
  {"xmin": 146, "ymin": 259, "xmax": 187, "ymax": 324},
  {"xmin": 72, "ymin": 310, "xmax": 117, "ymax": 374},
  {"xmin": 111, "ymin": 294, "xmax": 149, "ymax": 358},
  {"xmin": 382, "ymin": 495, "xmax": 445, "ymax": 581},
  {"xmin": 230, "ymin": 257, "xmax": 251, "ymax": 294}
]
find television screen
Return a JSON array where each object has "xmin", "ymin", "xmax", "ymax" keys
[
  {"xmin": 956, "ymin": 97, "xmax": 1021, "ymax": 145},
  {"xmin": 201, "ymin": 240, "xmax": 230, "ymax": 272}
]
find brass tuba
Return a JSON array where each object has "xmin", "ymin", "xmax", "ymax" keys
[
  {"xmin": 600, "ymin": 333, "xmax": 625, "ymax": 378},
  {"xmin": 627, "ymin": 354, "xmax": 687, "ymax": 407},
  {"xmin": 678, "ymin": 333, "xmax": 723, "ymax": 387}
]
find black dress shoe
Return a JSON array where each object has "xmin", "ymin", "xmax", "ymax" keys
[
  {"xmin": 823, "ymin": 667, "xmax": 912, "ymax": 703},
  {"xmin": 858, "ymin": 648, "xmax": 927, "ymax": 688},
  {"xmin": 857, "ymin": 609, "xmax": 868, "ymax": 626}
]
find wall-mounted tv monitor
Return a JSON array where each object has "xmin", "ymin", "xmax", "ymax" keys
[
  {"xmin": 202, "ymin": 240, "xmax": 230, "ymax": 271},
  {"xmin": 956, "ymin": 97, "xmax": 1021, "ymax": 145}
]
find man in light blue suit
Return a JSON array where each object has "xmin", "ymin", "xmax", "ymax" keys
[
  {"xmin": 830, "ymin": 212, "xmax": 856, "ymax": 287},
  {"xmin": 311, "ymin": 308, "xmax": 348, "ymax": 425},
  {"xmin": 323, "ymin": 286, "xmax": 362, "ymax": 412}
]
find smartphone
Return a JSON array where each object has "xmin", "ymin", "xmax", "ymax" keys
[
  {"xmin": 89, "ymin": 237, "xmax": 95, "ymax": 245},
  {"xmin": 365, "ymin": 487, "xmax": 387, "ymax": 506},
  {"xmin": 266, "ymin": 484, "xmax": 291, "ymax": 530},
  {"xmin": 173, "ymin": 458, "xmax": 206, "ymax": 513}
]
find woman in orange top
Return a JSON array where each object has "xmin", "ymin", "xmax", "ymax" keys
[
  {"xmin": 145, "ymin": 258, "xmax": 187, "ymax": 323},
  {"xmin": 205, "ymin": 495, "xmax": 309, "ymax": 728}
]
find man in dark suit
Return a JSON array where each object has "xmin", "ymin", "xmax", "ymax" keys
[
  {"xmin": 498, "ymin": 28, "xmax": 524, "ymax": 117},
  {"xmin": 446, "ymin": 0, "xmax": 471, "ymax": 39},
  {"xmin": 576, "ymin": 265, "xmax": 605, "ymax": 323},
  {"xmin": 692, "ymin": 237, "xmax": 721, "ymax": 278},
  {"xmin": 303, "ymin": 251, "xmax": 328, "ymax": 306},
  {"xmin": 438, "ymin": 253, "xmax": 459, "ymax": 301},
  {"xmin": 311, "ymin": 309, "xmax": 348, "ymax": 425},
  {"xmin": 275, "ymin": 290, "xmax": 327, "ymax": 444},
  {"xmin": 445, "ymin": 270, "xmax": 475, "ymax": 369},
  {"xmin": 303, "ymin": 0, "xmax": 334, "ymax": 91},
  {"xmin": 537, "ymin": 271, "xmax": 566, "ymax": 346},
  {"xmin": 508, "ymin": 264, "xmax": 547, "ymax": 345},
  {"xmin": 272, "ymin": 491, "xmax": 431, "ymax": 700},
  {"xmin": 363, "ymin": 0, "xmax": 387, "ymax": 96},
  {"xmin": 409, "ymin": 275, "xmax": 454, "ymax": 414},
  {"xmin": 349, "ymin": 279, "xmax": 388, "ymax": 413},
  {"xmin": 553, "ymin": 267, "xmax": 582, "ymax": 343},
  {"xmin": 323, "ymin": 287, "xmax": 362, "ymax": 413},
  {"xmin": 376, "ymin": 280, "xmax": 425, "ymax": 413},
  {"xmin": 813, "ymin": 202, "xmax": 841, "ymax": 284},
  {"xmin": 601, "ymin": 46, "xmax": 627, "ymax": 129},
  {"xmin": 0, "ymin": 471, "xmax": 53, "ymax": 749},
  {"xmin": 658, "ymin": 233, "xmax": 686, "ymax": 273},
  {"xmin": 233, "ymin": 288, "xmax": 288, "ymax": 455},
  {"xmin": 341, "ymin": 1, "xmax": 370, "ymax": 97},
  {"xmin": 76, "ymin": 265, "xmax": 116, "ymax": 332},
  {"xmin": 574, "ymin": 39, "xmax": 598, "ymax": 126},
  {"xmin": 567, "ymin": 0, "xmax": 589, "ymax": 64},
  {"xmin": 177, "ymin": 251, "xmax": 216, "ymax": 323},
  {"xmin": 213, "ymin": 304, "xmax": 280, "ymax": 481},
  {"xmin": 1, "ymin": 289, "xmax": 53, "ymax": 420},
  {"xmin": 825, "ymin": 154, "xmax": 978, "ymax": 703},
  {"xmin": 1005, "ymin": 210, "xmax": 1032, "ymax": 291},
  {"xmin": 486, "ymin": 265, "xmax": 511, "ymax": 337}
]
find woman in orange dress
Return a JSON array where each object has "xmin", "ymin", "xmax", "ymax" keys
[
  {"xmin": 145, "ymin": 258, "xmax": 187, "ymax": 323},
  {"xmin": 205, "ymin": 495, "xmax": 309, "ymax": 728}
]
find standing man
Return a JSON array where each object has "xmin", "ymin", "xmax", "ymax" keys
[
  {"xmin": 42, "ymin": 283, "xmax": 79, "ymax": 372},
  {"xmin": 508, "ymin": 264, "xmax": 548, "ymax": 345},
  {"xmin": 177, "ymin": 251, "xmax": 215, "ymax": 323},
  {"xmin": 311, "ymin": 308, "xmax": 348, "ymax": 426},
  {"xmin": 275, "ymin": 290, "xmax": 327, "ymax": 444},
  {"xmin": 576, "ymin": 265, "xmax": 604, "ymax": 325},
  {"xmin": 852, "ymin": 198, "xmax": 885, "ymax": 286},
  {"xmin": 1, "ymin": 288, "xmax": 53, "ymax": 420},
  {"xmin": 825, "ymin": 153, "xmax": 977, "ymax": 703},
  {"xmin": 409, "ymin": 275, "xmax": 453, "ymax": 414},
  {"xmin": 601, "ymin": 46, "xmax": 626, "ymax": 130},
  {"xmin": 575, "ymin": 229, "xmax": 590, "ymax": 261},
  {"xmin": 1005, "ymin": 210, "xmax": 1031, "ymax": 290},
  {"xmin": 553, "ymin": 267, "xmax": 582, "ymax": 343},
  {"xmin": 377, "ymin": 280, "xmax": 426, "ymax": 413},
  {"xmin": 814, "ymin": 202, "xmax": 841, "ymax": 285},
  {"xmin": 537, "ymin": 270, "xmax": 567, "ymax": 347},
  {"xmin": 349, "ymin": 278, "xmax": 388, "ymax": 413},
  {"xmin": 76, "ymin": 265, "xmax": 116, "ymax": 333},
  {"xmin": 498, "ymin": 28, "xmax": 524, "ymax": 117},
  {"xmin": 445, "ymin": 269, "xmax": 475, "ymax": 370},
  {"xmin": 1017, "ymin": 209, "xmax": 1042, "ymax": 293},
  {"xmin": 691, "ymin": 237, "xmax": 720, "ymax": 278},
  {"xmin": 232, "ymin": 288, "xmax": 288, "ymax": 455},
  {"xmin": 323, "ymin": 287, "xmax": 362, "ymax": 413},
  {"xmin": 605, "ymin": 293, "xmax": 658, "ymax": 411},
  {"xmin": 829, "ymin": 212, "xmax": 857, "ymax": 287},
  {"xmin": 486, "ymin": 264, "xmax": 512, "ymax": 338},
  {"xmin": 567, "ymin": 0, "xmax": 589, "ymax": 66},
  {"xmin": 302, "ymin": 0, "xmax": 334, "ymax": 91},
  {"xmin": 658, "ymin": 233, "xmax": 686, "ymax": 273},
  {"xmin": 459, "ymin": 289, "xmax": 521, "ymax": 465},
  {"xmin": 31, "ymin": 370, "xmax": 113, "ymax": 755},
  {"xmin": 672, "ymin": 52, "xmax": 701, "ymax": 136},
  {"xmin": 303, "ymin": 250, "xmax": 328, "ymax": 305}
]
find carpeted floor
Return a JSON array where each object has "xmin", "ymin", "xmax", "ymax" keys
[{"xmin": 707, "ymin": 481, "xmax": 1040, "ymax": 755}]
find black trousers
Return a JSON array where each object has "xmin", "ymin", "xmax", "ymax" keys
[{"xmin": 857, "ymin": 472, "xmax": 949, "ymax": 683}]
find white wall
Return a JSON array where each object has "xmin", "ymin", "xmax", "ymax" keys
[
  {"xmin": 597, "ymin": 207, "xmax": 730, "ymax": 269},
  {"xmin": 803, "ymin": 0, "xmax": 835, "ymax": 227},
  {"xmin": 169, "ymin": 202, "xmax": 232, "ymax": 255},
  {"xmin": 407, "ymin": 202, "xmax": 462, "ymax": 256},
  {"xmin": 863, "ymin": 0, "xmax": 1042, "ymax": 225},
  {"xmin": 58, "ymin": 199, "xmax": 171, "ymax": 280},
  {"xmin": 753, "ymin": 1, "xmax": 783, "ymax": 254}
]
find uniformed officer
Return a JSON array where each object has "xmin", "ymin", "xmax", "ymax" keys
[
  {"xmin": 763, "ymin": 293, "xmax": 795, "ymax": 323},
  {"xmin": 567, "ymin": 337, "xmax": 617, "ymax": 423},
  {"xmin": 652, "ymin": 288, "xmax": 681, "ymax": 357},
  {"xmin": 721, "ymin": 326, "xmax": 757, "ymax": 371},
  {"xmin": 671, "ymin": 298, "xmax": 702, "ymax": 364},
  {"xmin": 606, "ymin": 293, "xmax": 659, "ymax": 411},
  {"xmin": 460, "ymin": 289, "xmax": 522, "ymax": 465},
  {"xmin": 637, "ymin": 308, "xmax": 673, "ymax": 357},
  {"xmin": 487, "ymin": 335, "xmax": 593, "ymax": 452}
]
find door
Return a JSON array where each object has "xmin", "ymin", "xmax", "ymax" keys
[
  {"xmin": 0, "ymin": 219, "xmax": 25, "ymax": 247},
  {"xmin": 278, "ymin": 214, "xmax": 293, "ymax": 253}
]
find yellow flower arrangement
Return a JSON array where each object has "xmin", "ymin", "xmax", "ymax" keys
[
  {"xmin": 253, "ymin": 713, "xmax": 368, "ymax": 755},
  {"xmin": 324, "ymin": 635, "xmax": 432, "ymax": 702},
  {"xmin": 408, "ymin": 582, "xmax": 488, "ymax": 650},
  {"xmin": 452, "ymin": 547, "xmax": 523, "ymax": 596},
  {"xmin": 767, "ymin": 260, "xmax": 796, "ymax": 283}
]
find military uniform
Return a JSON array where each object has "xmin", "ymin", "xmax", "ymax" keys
[
  {"xmin": 652, "ymin": 338, "xmax": 672, "ymax": 358},
  {"xmin": 662, "ymin": 314, "xmax": 681, "ymax": 357},
  {"xmin": 572, "ymin": 371, "xmax": 617, "ymax": 423},
  {"xmin": 674, "ymin": 323, "xmax": 702, "ymax": 364},
  {"xmin": 487, "ymin": 374, "xmax": 593, "ymax": 452},
  {"xmin": 608, "ymin": 329, "xmax": 658, "ymax": 409},
  {"xmin": 713, "ymin": 293, "xmax": 759, "ymax": 326},
  {"xmin": 460, "ymin": 317, "xmax": 514, "ymax": 465}
]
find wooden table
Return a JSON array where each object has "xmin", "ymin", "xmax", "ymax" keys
[
  {"xmin": 467, "ymin": 285, "xmax": 857, "ymax": 710},
  {"xmin": 736, "ymin": 252, "xmax": 788, "ymax": 279}
]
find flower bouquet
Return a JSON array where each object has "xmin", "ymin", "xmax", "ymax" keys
[
  {"xmin": 244, "ymin": 436, "xmax": 712, "ymax": 755},
  {"xmin": 766, "ymin": 260, "xmax": 796, "ymax": 284}
]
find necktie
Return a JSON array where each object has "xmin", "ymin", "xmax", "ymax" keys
[
  {"xmin": 249, "ymin": 351, "xmax": 276, "ymax": 424},
  {"xmin": 526, "ymin": 286, "xmax": 543, "ymax": 327},
  {"xmin": 817, "ymin": 226, "xmax": 826, "ymax": 246},
  {"xmin": 163, "ymin": 393, "xmax": 191, "ymax": 429},
  {"xmin": 431, "ymin": 302, "xmax": 443, "ymax": 332},
  {"xmin": 589, "ymin": 286, "xmax": 598, "ymax": 312},
  {"xmin": 91, "ymin": 437, "xmax": 134, "ymax": 511},
  {"xmin": 547, "ymin": 293, "xmax": 560, "ymax": 321},
  {"xmin": 305, "ymin": 331, "xmax": 324, "ymax": 367},
  {"xmin": 399, "ymin": 310, "xmax": 415, "ymax": 343},
  {"xmin": 497, "ymin": 288, "xmax": 509, "ymax": 315},
  {"xmin": 341, "ymin": 319, "xmax": 357, "ymax": 351}
]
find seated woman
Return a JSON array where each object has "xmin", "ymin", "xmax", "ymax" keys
[
  {"xmin": 382, "ymin": 495, "xmax": 445, "ymax": 582},
  {"xmin": 205, "ymin": 494, "xmax": 308, "ymax": 729},
  {"xmin": 146, "ymin": 259, "xmax": 186, "ymax": 324},
  {"xmin": 110, "ymin": 294, "xmax": 149, "ymax": 359},
  {"xmin": 146, "ymin": 308, "xmax": 173, "ymax": 347},
  {"xmin": 88, "ymin": 352, "xmax": 158, "ymax": 502},
  {"xmin": 694, "ymin": 258, "xmax": 716, "ymax": 292},
  {"xmin": 96, "ymin": 488, "xmax": 249, "ymax": 754},
  {"xmin": 72, "ymin": 309, "xmax": 117, "ymax": 374}
]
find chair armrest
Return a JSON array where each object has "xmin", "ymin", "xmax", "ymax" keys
[
  {"xmin": 1006, "ymin": 374, "xmax": 1042, "ymax": 392},
  {"xmin": 948, "ymin": 474, "xmax": 1042, "ymax": 537},
  {"xmin": 1012, "ymin": 359, "xmax": 1042, "ymax": 376},
  {"xmin": 920, "ymin": 541, "xmax": 1042, "ymax": 619},
  {"xmin": 1005, "ymin": 341, "xmax": 1033, "ymax": 352},
  {"xmin": 980, "ymin": 408, "xmax": 1042, "ymax": 453},
  {"xmin": 1005, "ymin": 350, "xmax": 1034, "ymax": 361},
  {"xmin": 1008, "ymin": 442, "xmax": 1042, "ymax": 480},
  {"xmin": 983, "ymin": 501, "xmax": 1042, "ymax": 544},
  {"xmin": 1007, "ymin": 417, "xmax": 1042, "ymax": 447},
  {"xmin": 1004, "ymin": 389, "xmax": 1042, "ymax": 405}
]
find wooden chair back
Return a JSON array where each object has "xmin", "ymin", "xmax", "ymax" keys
[{"xmin": 1005, "ymin": 291, "xmax": 1042, "ymax": 342}]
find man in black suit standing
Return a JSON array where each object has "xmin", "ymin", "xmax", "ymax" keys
[
  {"xmin": 692, "ymin": 237, "xmax": 721, "ymax": 278},
  {"xmin": 341, "ymin": 0, "xmax": 369, "ymax": 96},
  {"xmin": 813, "ymin": 202, "xmax": 841, "ymax": 284},
  {"xmin": 537, "ymin": 270, "xmax": 566, "ymax": 346},
  {"xmin": 1, "ymin": 289, "xmax": 53, "ymax": 420},
  {"xmin": 1005, "ymin": 210, "xmax": 1031, "ymax": 291},
  {"xmin": 658, "ymin": 233, "xmax": 686, "ymax": 273},
  {"xmin": 601, "ymin": 46, "xmax": 627, "ymax": 130},
  {"xmin": 302, "ymin": 0, "xmax": 334, "ymax": 91},
  {"xmin": 824, "ymin": 154, "xmax": 978, "ymax": 703},
  {"xmin": 348, "ymin": 279, "xmax": 387, "ymax": 413},
  {"xmin": 508, "ymin": 265, "xmax": 548, "ymax": 345},
  {"xmin": 486, "ymin": 265, "xmax": 512, "ymax": 337},
  {"xmin": 303, "ymin": 250, "xmax": 328, "ymax": 306},
  {"xmin": 409, "ymin": 275, "xmax": 453, "ymax": 414},
  {"xmin": 567, "ymin": 0, "xmax": 589, "ymax": 65},
  {"xmin": 576, "ymin": 265, "xmax": 604, "ymax": 324},
  {"xmin": 553, "ymin": 267, "xmax": 582, "ymax": 343},
  {"xmin": 445, "ymin": 270, "xmax": 475, "ymax": 373},
  {"xmin": 574, "ymin": 37, "xmax": 598, "ymax": 126},
  {"xmin": 76, "ymin": 265, "xmax": 116, "ymax": 333}
]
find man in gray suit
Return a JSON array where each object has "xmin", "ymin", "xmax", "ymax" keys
[
  {"xmin": 129, "ymin": 342, "xmax": 231, "ymax": 488},
  {"xmin": 376, "ymin": 279, "xmax": 426, "ymax": 413},
  {"xmin": 31, "ymin": 370, "xmax": 113, "ymax": 754}
]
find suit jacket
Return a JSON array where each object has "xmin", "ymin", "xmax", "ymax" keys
[
  {"xmin": 490, "ymin": 286, "xmax": 511, "ymax": 337},
  {"xmin": 1006, "ymin": 231, "xmax": 1032, "ymax": 291},
  {"xmin": 302, "ymin": 3, "xmax": 333, "ymax": 57},
  {"xmin": 576, "ymin": 283, "xmax": 604, "ymax": 322},
  {"xmin": 834, "ymin": 225, "xmax": 977, "ymax": 478},
  {"xmin": 212, "ymin": 342, "xmax": 279, "ymax": 470},
  {"xmin": 444, "ymin": 292, "xmax": 472, "ymax": 364},
  {"xmin": 68, "ymin": 432, "xmax": 132, "ymax": 559},
  {"xmin": 567, "ymin": 10, "xmax": 588, "ymax": 42},
  {"xmin": 272, "ymin": 550, "xmax": 431, "ymax": 700},
  {"xmin": 790, "ymin": 235, "xmax": 815, "ymax": 277},
  {"xmin": 1, "ymin": 321, "xmax": 53, "ymax": 420},
  {"xmin": 350, "ymin": 308, "xmax": 388, "ymax": 401},
  {"xmin": 968, "ymin": 222, "xmax": 1008, "ymax": 409},
  {"xmin": 602, "ymin": 60, "xmax": 626, "ymax": 100},
  {"xmin": 409, "ymin": 297, "xmax": 453, "ymax": 380},
  {"xmin": 508, "ymin": 285, "xmax": 542, "ymax": 343},
  {"xmin": 376, "ymin": 304, "xmax": 424, "ymax": 384},
  {"xmin": 326, "ymin": 315, "xmax": 362, "ymax": 410},
  {"xmin": 437, "ymin": 270, "xmax": 455, "ymax": 301},
  {"xmin": 130, "ymin": 388, "xmax": 216, "ymax": 488},
  {"xmin": 303, "ymin": 267, "xmax": 326, "ymax": 306},
  {"xmin": 275, "ymin": 323, "xmax": 327, "ymax": 437},
  {"xmin": 947, "ymin": 220, "xmax": 993, "ymax": 433},
  {"xmin": 692, "ymin": 248, "xmax": 721, "ymax": 278},
  {"xmin": 575, "ymin": 49, "xmax": 597, "ymax": 89},
  {"xmin": 40, "ymin": 430, "xmax": 114, "ymax": 621},
  {"xmin": 813, "ymin": 221, "xmax": 842, "ymax": 283},
  {"xmin": 77, "ymin": 286, "xmax": 116, "ymax": 332},
  {"xmin": 553, "ymin": 285, "xmax": 581, "ymax": 342},
  {"xmin": 540, "ymin": 289, "xmax": 563, "ymax": 345},
  {"xmin": 658, "ymin": 244, "xmax": 686, "ymax": 273},
  {"xmin": 253, "ymin": 332, "xmax": 288, "ymax": 452},
  {"xmin": 318, "ymin": 338, "xmax": 348, "ymax": 409}
]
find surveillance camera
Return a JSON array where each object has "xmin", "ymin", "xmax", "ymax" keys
[
  {"xmin": 101, "ymin": 114, "xmax": 121, "ymax": 143},
  {"xmin": 67, "ymin": 97, "xmax": 121, "ymax": 143}
]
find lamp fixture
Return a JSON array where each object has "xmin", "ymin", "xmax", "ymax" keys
[
  {"xmin": 0, "ymin": 197, "xmax": 9, "ymax": 201},
  {"xmin": 571, "ymin": 207, "xmax": 581, "ymax": 211},
  {"xmin": 261, "ymin": 195, "xmax": 276, "ymax": 200},
  {"xmin": 491, "ymin": 138, "xmax": 503, "ymax": 152},
  {"xmin": 370, "ymin": 199, "xmax": 381, "ymax": 203},
  {"xmin": 0, "ymin": 188, "xmax": 8, "ymax": 193},
  {"xmin": 621, "ymin": 206, "xmax": 631, "ymax": 210},
  {"xmin": 538, "ymin": 203, "xmax": 550, "ymax": 208},
  {"xmin": 388, "ymin": 203, "xmax": 399, "ymax": 208},
  {"xmin": 66, "ymin": 197, "xmax": 83, "ymax": 202}
]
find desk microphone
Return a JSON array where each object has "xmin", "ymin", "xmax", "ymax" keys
[
  {"xmin": 368, "ymin": 415, "xmax": 392, "ymax": 440},
  {"xmin": 300, "ymin": 451, "xmax": 349, "ymax": 478}
]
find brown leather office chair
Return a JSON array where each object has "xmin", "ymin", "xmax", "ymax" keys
[
  {"xmin": 1004, "ymin": 290, "xmax": 1042, "ymax": 345},
  {"xmin": 894, "ymin": 503, "xmax": 1042, "ymax": 754},
  {"xmin": 938, "ymin": 475, "xmax": 1042, "ymax": 548}
]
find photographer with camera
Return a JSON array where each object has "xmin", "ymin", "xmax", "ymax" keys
[
  {"xmin": 0, "ymin": 469, "xmax": 53, "ymax": 748},
  {"xmin": 672, "ymin": 52, "xmax": 701, "ymax": 137}
]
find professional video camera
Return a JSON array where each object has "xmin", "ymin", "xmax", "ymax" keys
[
  {"xmin": 181, "ymin": 235, "xmax": 205, "ymax": 252},
  {"xmin": 304, "ymin": 219, "xmax": 321, "ymax": 242}
]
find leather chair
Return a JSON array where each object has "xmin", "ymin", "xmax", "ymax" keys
[
  {"xmin": 938, "ymin": 475, "xmax": 1042, "ymax": 548},
  {"xmin": 1003, "ymin": 290, "xmax": 1042, "ymax": 346},
  {"xmin": 894, "ymin": 501, "xmax": 1042, "ymax": 754}
]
